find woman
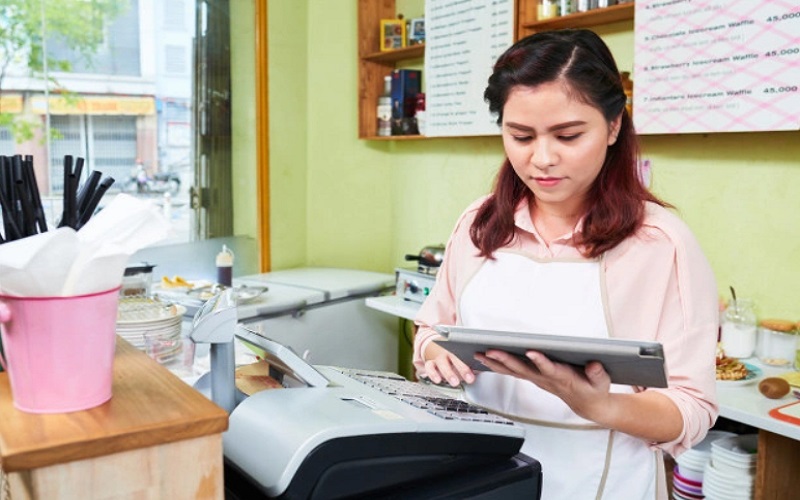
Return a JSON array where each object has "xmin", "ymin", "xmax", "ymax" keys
[{"xmin": 412, "ymin": 30, "xmax": 718, "ymax": 499}]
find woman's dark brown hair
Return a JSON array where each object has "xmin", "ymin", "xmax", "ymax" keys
[{"xmin": 471, "ymin": 29, "xmax": 667, "ymax": 258}]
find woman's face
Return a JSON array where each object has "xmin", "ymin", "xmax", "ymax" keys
[{"xmin": 501, "ymin": 81, "xmax": 621, "ymax": 215}]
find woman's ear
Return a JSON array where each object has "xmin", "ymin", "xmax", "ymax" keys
[{"xmin": 607, "ymin": 113, "xmax": 623, "ymax": 146}]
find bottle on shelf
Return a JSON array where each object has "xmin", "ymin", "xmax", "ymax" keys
[
  {"xmin": 559, "ymin": 0, "xmax": 576, "ymax": 16},
  {"xmin": 538, "ymin": 0, "xmax": 559, "ymax": 19},
  {"xmin": 377, "ymin": 75, "xmax": 392, "ymax": 137},
  {"xmin": 414, "ymin": 93, "xmax": 426, "ymax": 136}
]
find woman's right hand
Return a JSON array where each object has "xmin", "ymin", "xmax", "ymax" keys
[{"xmin": 422, "ymin": 342, "xmax": 476, "ymax": 387}]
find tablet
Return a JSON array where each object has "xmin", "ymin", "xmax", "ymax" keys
[{"xmin": 433, "ymin": 325, "xmax": 667, "ymax": 388}]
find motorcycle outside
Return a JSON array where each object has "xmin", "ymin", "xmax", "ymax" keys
[{"xmin": 125, "ymin": 165, "xmax": 181, "ymax": 195}]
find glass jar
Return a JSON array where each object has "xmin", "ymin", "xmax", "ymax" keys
[
  {"xmin": 720, "ymin": 298, "xmax": 757, "ymax": 358},
  {"xmin": 757, "ymin": 319, "xmax": 797, "ymax": 367},
  {"xmin": 538, "ymin": 0, "xmax": 559, "ymax": 19}
]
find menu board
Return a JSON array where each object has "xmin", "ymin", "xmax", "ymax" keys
[
  {"xmin": 424, "ymin": 0, "xmax": 514, "ymax": 137},
  {"xmin": 634, "ymin": 0, "xmax": 800, "ymax": 134}
]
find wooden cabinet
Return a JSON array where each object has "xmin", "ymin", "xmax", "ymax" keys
[{"xmin": 356, "ymin": 1, "xmax": 635, "ymax": 141}]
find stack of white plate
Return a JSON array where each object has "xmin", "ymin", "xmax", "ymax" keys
[
  {"xmin": 117, "ymin": 297, "xmax": 186, "ymax": 365},
  {"xmin": 702, "ymin": 434, "xmax": 757, "ymax": 500},
  {"xmin": 672, "ymin": 430, "xmax": 736, "ymax": 499}
]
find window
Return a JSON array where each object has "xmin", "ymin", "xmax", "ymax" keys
[{"xmin": 0, "ymin": 0, "xmax": 233, "ymax": 244}]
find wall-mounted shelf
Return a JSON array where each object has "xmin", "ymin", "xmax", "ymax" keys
[
  {"xmin": 362, "ymin": 44, "xmax": 425, "ymax": 63},
  {"xmin": 518, "ymin": 3, "xmax": 635, "ymax": 37}
]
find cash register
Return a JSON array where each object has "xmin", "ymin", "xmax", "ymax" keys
[{"xmin": 191, "ymin": 290, "xmax": 542, "ymax": 499}]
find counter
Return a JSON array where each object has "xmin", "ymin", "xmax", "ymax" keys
[
  {"xmin": 716, "ymin": 359, "xmax": 800, "ymax": 499},
  {"xmin": 366, "ymin": 294, "xmax": 420, "ymax": 321},
  {"xmin": 366, "ymin": 295, "xmax": 800, "ymax": 499},
  {"xmin": 0, "ymin": 337, "xmax": 228, "ymax": 499}
]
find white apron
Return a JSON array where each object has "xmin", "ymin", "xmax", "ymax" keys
[{"xmin": 459, "ymin": 252, "xmax": 665, "ymax": 500}]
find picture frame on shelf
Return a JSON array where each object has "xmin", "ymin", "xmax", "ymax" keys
[
  {"xmin": 408, "ymin": 18, "xmax": 425, "ymax": 45},
  {"xmin": 380, "ymin": 19, "xmax": 406, "ymax": 51}
]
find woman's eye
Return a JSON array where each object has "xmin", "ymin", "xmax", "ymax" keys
[
  {"xmin": 559, "ymin": 134, "xmax": 581, "ymax": 141},
  {"xmin": 511, "ymin": 135, "xmax": 532, "ymax": 143}
]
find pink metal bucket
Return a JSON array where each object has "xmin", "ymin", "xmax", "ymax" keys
[{"xmin": 0, "ymin": 287, "xmax": 120, "ymax": 413}]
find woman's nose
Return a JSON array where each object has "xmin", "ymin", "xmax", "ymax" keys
[{"xmin": 531, "ymin": 139, "xmax": 556, "ymax": 170}]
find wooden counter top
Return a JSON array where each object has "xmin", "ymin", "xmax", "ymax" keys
[{"xmin": 0, "ymin": 337, "xmax": 228, "ymax": 473}]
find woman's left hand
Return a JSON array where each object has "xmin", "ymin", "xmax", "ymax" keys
[{"xmin": 475, "ymin": 349, "xmax": 612, "ymax": 422}]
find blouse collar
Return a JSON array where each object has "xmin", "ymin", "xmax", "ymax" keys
[{"xmin": 513, "ymin": 198, "xmax": 585, "ymax": 247}]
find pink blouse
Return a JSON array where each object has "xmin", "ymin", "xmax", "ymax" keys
[{"xmin": 413, "ymin": 197, "xmax": 720, "ymax": 457}]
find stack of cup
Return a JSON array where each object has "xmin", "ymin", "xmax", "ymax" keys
[{"xmin": 703, "ymin": 434, "xmax": 758, "ymax": 500}]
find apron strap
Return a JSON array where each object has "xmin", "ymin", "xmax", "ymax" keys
[
  {"xmin": 595, "ymin": 430, "xmax": 614, "ymax": 500},
  {"xmin": 463, "ymin": 394, "xmax": 604, "ymax": 430},
  {"xmin": 655, "ymin": 449, "xmax": 668, "ymax": 500}
]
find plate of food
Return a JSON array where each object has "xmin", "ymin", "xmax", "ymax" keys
[{"xmin": 716, "ymin": 346, "xmax": 762, "ymax": 386}]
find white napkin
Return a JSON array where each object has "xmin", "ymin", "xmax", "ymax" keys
[
  {"xmin": 0, "ymin": 194, "xmax": 170, "ymax": 297},
  {"xmin": 0, "ymin": 228, "xmax": 79, "ymax": 296}
]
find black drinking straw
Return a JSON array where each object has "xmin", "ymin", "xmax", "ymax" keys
[
  {"xmin": 7, "ymin": 157, "xmax": 25, "ymax": 236},
  {"xmin": 58, "ymin": 155, "xmax": 76, "ymax": 229},
  {"xmin": 0, "ymin": 156, "xmax": 12, "ymax": 238},
  {"xmin": 73, "ymin": 156, "xmax": 84, "ymax": 185},
  {"xmin": 76, "ymin": 170, "xmax": 102, "ymax": 216},
  {"xmin": 11, "ymin": 155, "xmax": 36, "ymax": 236},
  {"xmin": 0, "ymin": 158, "xmax": 22, "ymax": 242},
  {"xmin": 76, "ymin": 176, "xmax": 115, "ymax": 229},
  {"xmin": 22, "ymin": 155, "xmax": 48, "ymax": 233}
]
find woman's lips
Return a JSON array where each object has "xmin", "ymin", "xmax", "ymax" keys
[{"xmin": 534, "ymin": 177, "xmax": 562, "ymax": 188}]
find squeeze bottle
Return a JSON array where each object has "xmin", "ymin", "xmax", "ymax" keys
[{"xmin": 216, "ymin": 245, "xmax": 234, "ymax": 287}]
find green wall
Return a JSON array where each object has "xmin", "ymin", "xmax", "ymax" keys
[
  {"xmin": 266, "ymin": 0, "xmax": 309, "ymax": 269},
  {"xmin": 260, "ymin": 1, "xmax": 799, "ymax": 319},
  {"xmin": 231, "ymin": 0, "xmax": 259, "ymax": 240}
]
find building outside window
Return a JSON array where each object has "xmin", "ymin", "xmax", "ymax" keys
[{"xmin": 0, "ymin": 0, "xmax": 231, "ymax": 244}]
